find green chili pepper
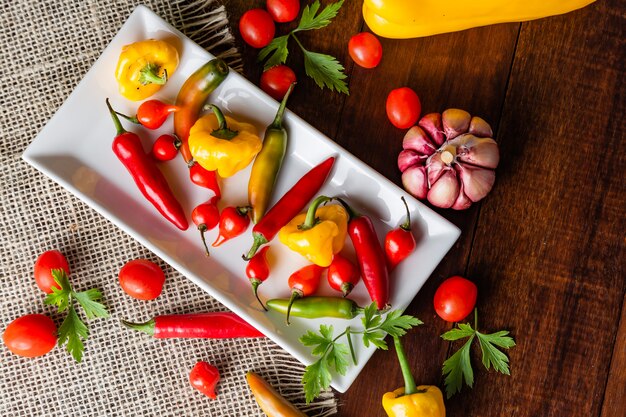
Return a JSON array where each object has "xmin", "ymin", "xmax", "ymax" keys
[
  {"xmin": 266, "ymin": 296, "xmax": 362, "ymax": 320},
  {"xmin": 248, "ymin": 83, "xmax": 295, "ymax": 224}
]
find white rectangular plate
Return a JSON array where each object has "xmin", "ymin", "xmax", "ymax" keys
[{"xmin": 22, "ymin": 5, "xmax": 460, "ymax": 393}]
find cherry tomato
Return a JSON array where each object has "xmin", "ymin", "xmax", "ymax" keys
[
  {"xmin": 3, "ymin": 314, "xmax": 57, "ymax": 357},
  {"xmin": 260, "ymin": 65, "xmax": 297, "ymax": 101},
  {"xmin": 239, "ymin": 9, "xmax": 275, "ymax": 49},
  {"xmin": 386, "ymin": 87, "xmax": 421, "ymax": 129},
  {"xmin": 433, "ymin": 276, "xmax": 478, "ymax": 322},
  {"xmin": 266, "ymin": 0, "xmax": 300, "ymax": 23},
  {"xmin": 190, "ymin": 361, "xmax": 220, "ymax": 399},
  {"xmin": 327, "ymin": 254, "xmax": 360, "ymax": 297},
  {"xmin": 152, "ymin": 134, "xmax": 181, "ymax": 161},
  {"xmin": 34, "ymin": 250, "xmax": 70, "ymax": 293},
  {"xmin": 348, "ymin": 32, "xmax": 383, "ymax": 69},
  {"xmin": 118, "ymin": 259, "xmax": 165, "ymax": 300}
]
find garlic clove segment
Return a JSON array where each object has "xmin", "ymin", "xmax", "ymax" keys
[
  {"xmin": 427, "ymin": 170, "xmax": 460, "ymax": 208},
  {"xmin": 456, "ymin": 162, "xmax": 496, "ymax": 202},
  {"xmin": 451, "ymin": 181, "xmax": 473, "ymax": 210},
  {"xmin": 402, "ymin": 126, "xmax": 437, "ymax": 156},
  {"xmin": 401, "ymin": 165, "xmax": 428, "ymax": 200},
  {"xmin": 418, "ymin": 113, "xmax": 445, "ymax": 146},
  {"xmin": 442, "ymin": 109, "xmax": 471, "ymax": 140},
  {"xmin": 398, "ymin": 149, "xmax": 427, "ymax": 172},
  {"xmin": 449, "ymin": 134, "xmax": 500, "ymax": 169},
  {"xmin": 469, "ymin": 116, "xmax": 493, "ymax": 137}
]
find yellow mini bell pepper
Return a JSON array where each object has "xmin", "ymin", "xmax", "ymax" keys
[
  {"xmin": 363, "ymin": 0, "xmax": 596, "ymax": 39},
  {"xmin": 382, "ymin": 335, "xmax": 446, "ymax": 417},
  {"xmin": 189, "ymin": 105, "xmax": 262, "ymax": 178},
  {"xmin": 115, "ymin": 39, "xmax": 179, "ymax": 101},
  {"xmin": 279, "ymin": 196, "xmax": 348, "ymax": 267}
]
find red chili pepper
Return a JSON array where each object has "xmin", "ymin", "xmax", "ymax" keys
[
  {"xmin": 152, "ymin": 134, "xmax": 181, "ymax": 161},
  {"xmin": 327, "ymin": 253, "xmax": 360, "ymax": 297},
  {"xmin": 213, "ymin": 206, "xmax": 251, "ymax": 247},
  {"xmin": 246, "ymin": 246, "xmax": 271, "ymax": 311},
  {"xmin": 243, "ymin": 156, "xmax": 335, "ymax": 260},
  {"xmin": 286, "ymin": 264, "xmax": 324, "ymax": 324},
  {"xmin": 190, "ymin": 361, "xmax": 220, "ymax": 399},
  {"xmin": 121, "ymin": 312, "xmax": 265, "ymax": 338},
  {"xmin": 189, "ymin": 161, "xmax": 221, "ymax": 199},
  {"xmin": 106, "ymin": 99, "xmax": 188, "ymax": 230},
  {"xmin": 336, "ymin": 198, "xmax": 389, "ymax": 309},
  {"xmin": 192, "ymin": 196, "xmax": 220, "ymax": 256},
  {"xmin": 116, "ymin": 99, "xmax": 179, "ymax": 130},
  {"xmin": 385, "ymin": 196, "xmax": 417, "ymax": 270}
]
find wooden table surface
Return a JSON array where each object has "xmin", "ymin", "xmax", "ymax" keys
[{"xmin": 225, "ymin": 1, "xmax": 624, "ymax": 416}]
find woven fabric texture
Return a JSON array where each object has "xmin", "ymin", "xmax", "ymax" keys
[{"xmin": 0, "ymin": 1, "xmax": 337, "ymax": 416}]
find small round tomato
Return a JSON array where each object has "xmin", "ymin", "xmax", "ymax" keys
[
  {"xmin": 348, "ymin": 32, "xmax": 383, "ymax": 69},
  {"xmin": 260, "ymin": 65, "xmax": 297, "ymax": 100},
  {"xmin": 386, "ymin": 87, "xmax": 421, "ymax": 129},
  {"xmin": 266, "ymin": 0, "xmax": 300, "ymax": 23},
  {"xmin": 239, "ymin": 9, "xmax": 276, "ymax": 49},
  {"xmin": 152, "ymin": 134, "xmax": 180, "ymax": 161},
  {"xmin": 190, "ymin": 361, "xmax": 220, "ymax": 399},
  {"xmin": 34, "ymin": 250, "xmax": 70, "ymax": 293},
  {"xmin": 118, "ymin": 259, "xmax": 165, "ymax": 300},
  {"xmin": 3, "ymin": 314, "xmax": 57, "ymax": 357},
  {"xmin": 433, "ymin": 276, "xmax": 478, "ymax": 322}
]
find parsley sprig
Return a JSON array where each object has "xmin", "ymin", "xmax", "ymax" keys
[
  {"xmin": 300, "ymin": 303, "xmax": 422, "ymax": 403},
  {"xmin": 44, "ymin": 269, "xmax": 109, "ymax": 362},
  {"xmin": 258, "ymin": 0, "xmax": 349, "ymax": 94},
  {"xmin": 441, "ymin": 309, "xmax": 516, "ymax": 398}
]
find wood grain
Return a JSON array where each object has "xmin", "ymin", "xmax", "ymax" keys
[{"xmin": 601, "ymin": 293, "xmax": 626, "ymax": 417}]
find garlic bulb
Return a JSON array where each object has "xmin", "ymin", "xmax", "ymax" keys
[{"xmin": 397, "ymin": 109, "xmax": 499, "ymax": 210}]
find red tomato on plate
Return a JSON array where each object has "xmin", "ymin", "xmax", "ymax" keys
[
  {"xmin": 348, "ymin": 32, "xmax": 383, "ymax": 69},
  {"xmin": 260, "ymin": 65, "xmax": 297, "ymax": 100},
  {"xmin": 239, "ymin": 9, "xmax": 276, "ymax": 48},
  {"xmin": 386, "ymin": 87, "xmax": 421, "ymax": 129},
  {"xmin": 118, "ymin": 259, "xmax": 165, "ymax": 300},
  {"xmin": 34, "ymin": 250, "xmax": 70, "ymax": 293},
  {"xmin": 3, "ymin": 314, "xmax": 57, "ymax": 357},
  {"xmin": 266, "ymin": 0, "xmax": 300, "ymax": 23},
  {"xmin": 433, "ymin": 276, "xmax": 478, "ymax": 322}
]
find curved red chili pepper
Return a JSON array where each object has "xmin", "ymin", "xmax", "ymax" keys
[
  {"xmin": 189, "ymin": 161, "xmax": 221, "ymax": 199},
  {"xmin": 385, "ymin": 196, "xmax": 417, "ymax": 270},
  {"xmin": 286, "ymin": 264, "xmax": 324, "ymax": 324},
  {"xmin": 246, "ymin": 246, "xmax": 271, "ymax": 311},
  {"xmin": 121, "ymin": 312, "xmax": 265, "ymax": 338},
  {"xmin": 336, "ymin": 198, "xmax": 389, "ymax": 310},
  {"xmin": 106, "ymin": 99, "xmax": 188, "ymax": 231},
  {"xmin": 190, "ymin": 361, "xmax": 220, "ymax": 399},
  {"xmin": 213, "ymin": 206, "xmax": 251, "ymax": 247},
  {"xmin": 191, "ymin": 196, "xmax": 220, "ymax": 256},
  {"xmin": 327, "ymin": 253, "xmax": 360, "ymax": 297}
]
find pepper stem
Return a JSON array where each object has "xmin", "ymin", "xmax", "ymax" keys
[
  {"xmin": 251, "ymin": 279, "xmax": 267, "ymax": 311},
  {"xmin": 206, "ymin": 104, "xmax": 239, "ymax": 140},
  {"xmin": 114, "ymin": 111, "xmax": 140, "ymax": 125},
  {"xmin": 198, "ymin": 224, "xmax": 210, "ymax": 257},
  {"xmin": 139, "ymin": 64, "xmax": 167, "ymax": 85},
  {"xmin": 243, "ymin": 233, "xmax": 268, "ymax": 261},
  {"xmin": 270, "ymin": 82, "xmax": 296, "ymax": 129},
  {"xmin": 121, "ymin": 319, "xmax": 156, "ymax": 337},
  {"xmin": 105, "ymin": 98, "xmax": 127, "ymax": 136},
  {"xmin": 399, "ymin": 196, "xmax": 412, "ymax": 231},
  {"xmin": 393, "ymin": 335, "xmax": 417, "ymax": 395},
  {"xmin": 286, "ymin": 289, "xmax": 303, "ymax": 325},
  {"xmin": 341, "ymin": 282, "xmax": 353, "ymax": 297},
  {"xmin": 299, "ymin": 195, "xmax": 332, "ymax": 230}
]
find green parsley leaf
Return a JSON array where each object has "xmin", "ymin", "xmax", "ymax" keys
[
  {"xmin": 327, "ymin": 341, "xmax": 350, "ymax": 376},
  {"xmin": 362, "ymin": 329, "xmax": 388, "ymax": 350},
  {"xmin": 258, "ymin": 35, "xmax": 290, "ymax": 71},
  {"xmin": 441, "ymin": 322, "xmax": 475, "ymax": 341},
  {"xmin": 73, "ymin": 289, "xmax": 109, "ymax": 319},
  {"xmin": 44, "ymin": 269, "xmax": 72, "ymax": 312},
  {"xmin": 301, "ymin": 48, "xmax": 349, "ymax": 94},
  {"xmin": 361, "ymin": 302, "xmax": 382, "ymax": 329},
  {"xmin": 442, "ymin": 335, "xmax": 475, "ymax": 398},
  {"xmin": 302, "ymin": 357, "xmax": 332, "ymax": 404},
  {"xmin": 476, "ymin": 330, "xmax": 516, "ymax": 375},
  {"xmin": 379, "ymin": 310, "xmax": 423, "ymax": 338},
  {"xmin": 58, "ymin": 304, "xmax": 89, "ymax": 362},
  {"xmin": 295, "ymin": 0, "xmax": 344, "ymax": 32}
]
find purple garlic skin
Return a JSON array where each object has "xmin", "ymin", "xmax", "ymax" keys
[{"xmin": 398, "ymin": 109, "xmax": 500, "ymax": 210}]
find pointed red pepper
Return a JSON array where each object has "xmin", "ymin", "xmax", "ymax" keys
[
  {"xmin": 385, "ymin": 196, "xmax": 417, "ymax": 270},
  {"xmin": 246, "ymin": 246, "xmax": 271, "ymax": 311},
  {"xmin": 191, "ymin": 196, "xmax": 220, "ymax": 256}
]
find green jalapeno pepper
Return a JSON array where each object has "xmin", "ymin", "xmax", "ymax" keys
[{"xmin": 266, "ymin": 296, "xmax": 362, "ymax": 320}]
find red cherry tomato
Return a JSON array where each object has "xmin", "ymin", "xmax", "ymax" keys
[
  {"xmin": 260, "ymin": 65, "xmax": 297, "ymax": 101},
  {"xmin": 3, "ymin": 314, "xmax": 57, "ymax": 357},
  {"xmin": 152, "ymin": 134, "xmax": 181, "ymax": 161},
  {"xmin": 433, "ymin": 276, "xmax": 478, "ymax": 322},
  {"xmin": 34, "ymin": 250, "xmax": 70, "ymax": 293},
  {"xmin": 348, "ymin": 32, "xmax": 383, "ymax": 69},
  {"xmin": 190, "ymin": 361, "xmax": 220, "ymax": 399},
  {"xmin": 118, "ymin": 259, "xmax": 165, "ymax": 300},
  {"xmin": 266, "ymin": 0, "xmax": 300, "ymax": 23},
  {"xmin": 386, "ymin": 87, "xmax": 421, "ymax": 129},
  {"xmin": 239, "ymin": 9, "xmax": 276, "ymax": 48},
  {"xmin": 327, "ymin": 254, "xmax": 360, "ymax": 297}
]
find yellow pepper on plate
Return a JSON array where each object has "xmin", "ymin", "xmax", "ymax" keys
[
  {"xmin": 382, "ymin": 335, "xmax": 446, "ymax": 417},
  {"xmin": 279, "ymin": 196, "xmax": 348, "ymax": 268},
  {"xmin": 115, "ymin": 39, "xmax": 179, "ymax": 101},
  {"xmin": 363, "ymin": 0, "xmax": 597, "ymax": 39},
  {"xmin": 188, "ymin": 105, "xmax": 262, "ymax": 178}
]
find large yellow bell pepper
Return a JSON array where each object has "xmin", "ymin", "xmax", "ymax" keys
[
  {"xmin": 115, "ymin": 39, "xmax": 179, "ymax": 101},
  {"xmin": 189, "ymin": 105, "xmax": 262, "ymax": 178},
  {"xmin": 279, "ymin": 196, "xmax": 348, "ymax": 267},
  {"xmin": 363, "ymin": 0, "xmax": 596, "ymax": 39}
]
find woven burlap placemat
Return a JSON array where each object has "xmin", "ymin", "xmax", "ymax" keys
[{"xmin": 0, "ymin": 1, "xmax": 337, "ymax": 415}]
